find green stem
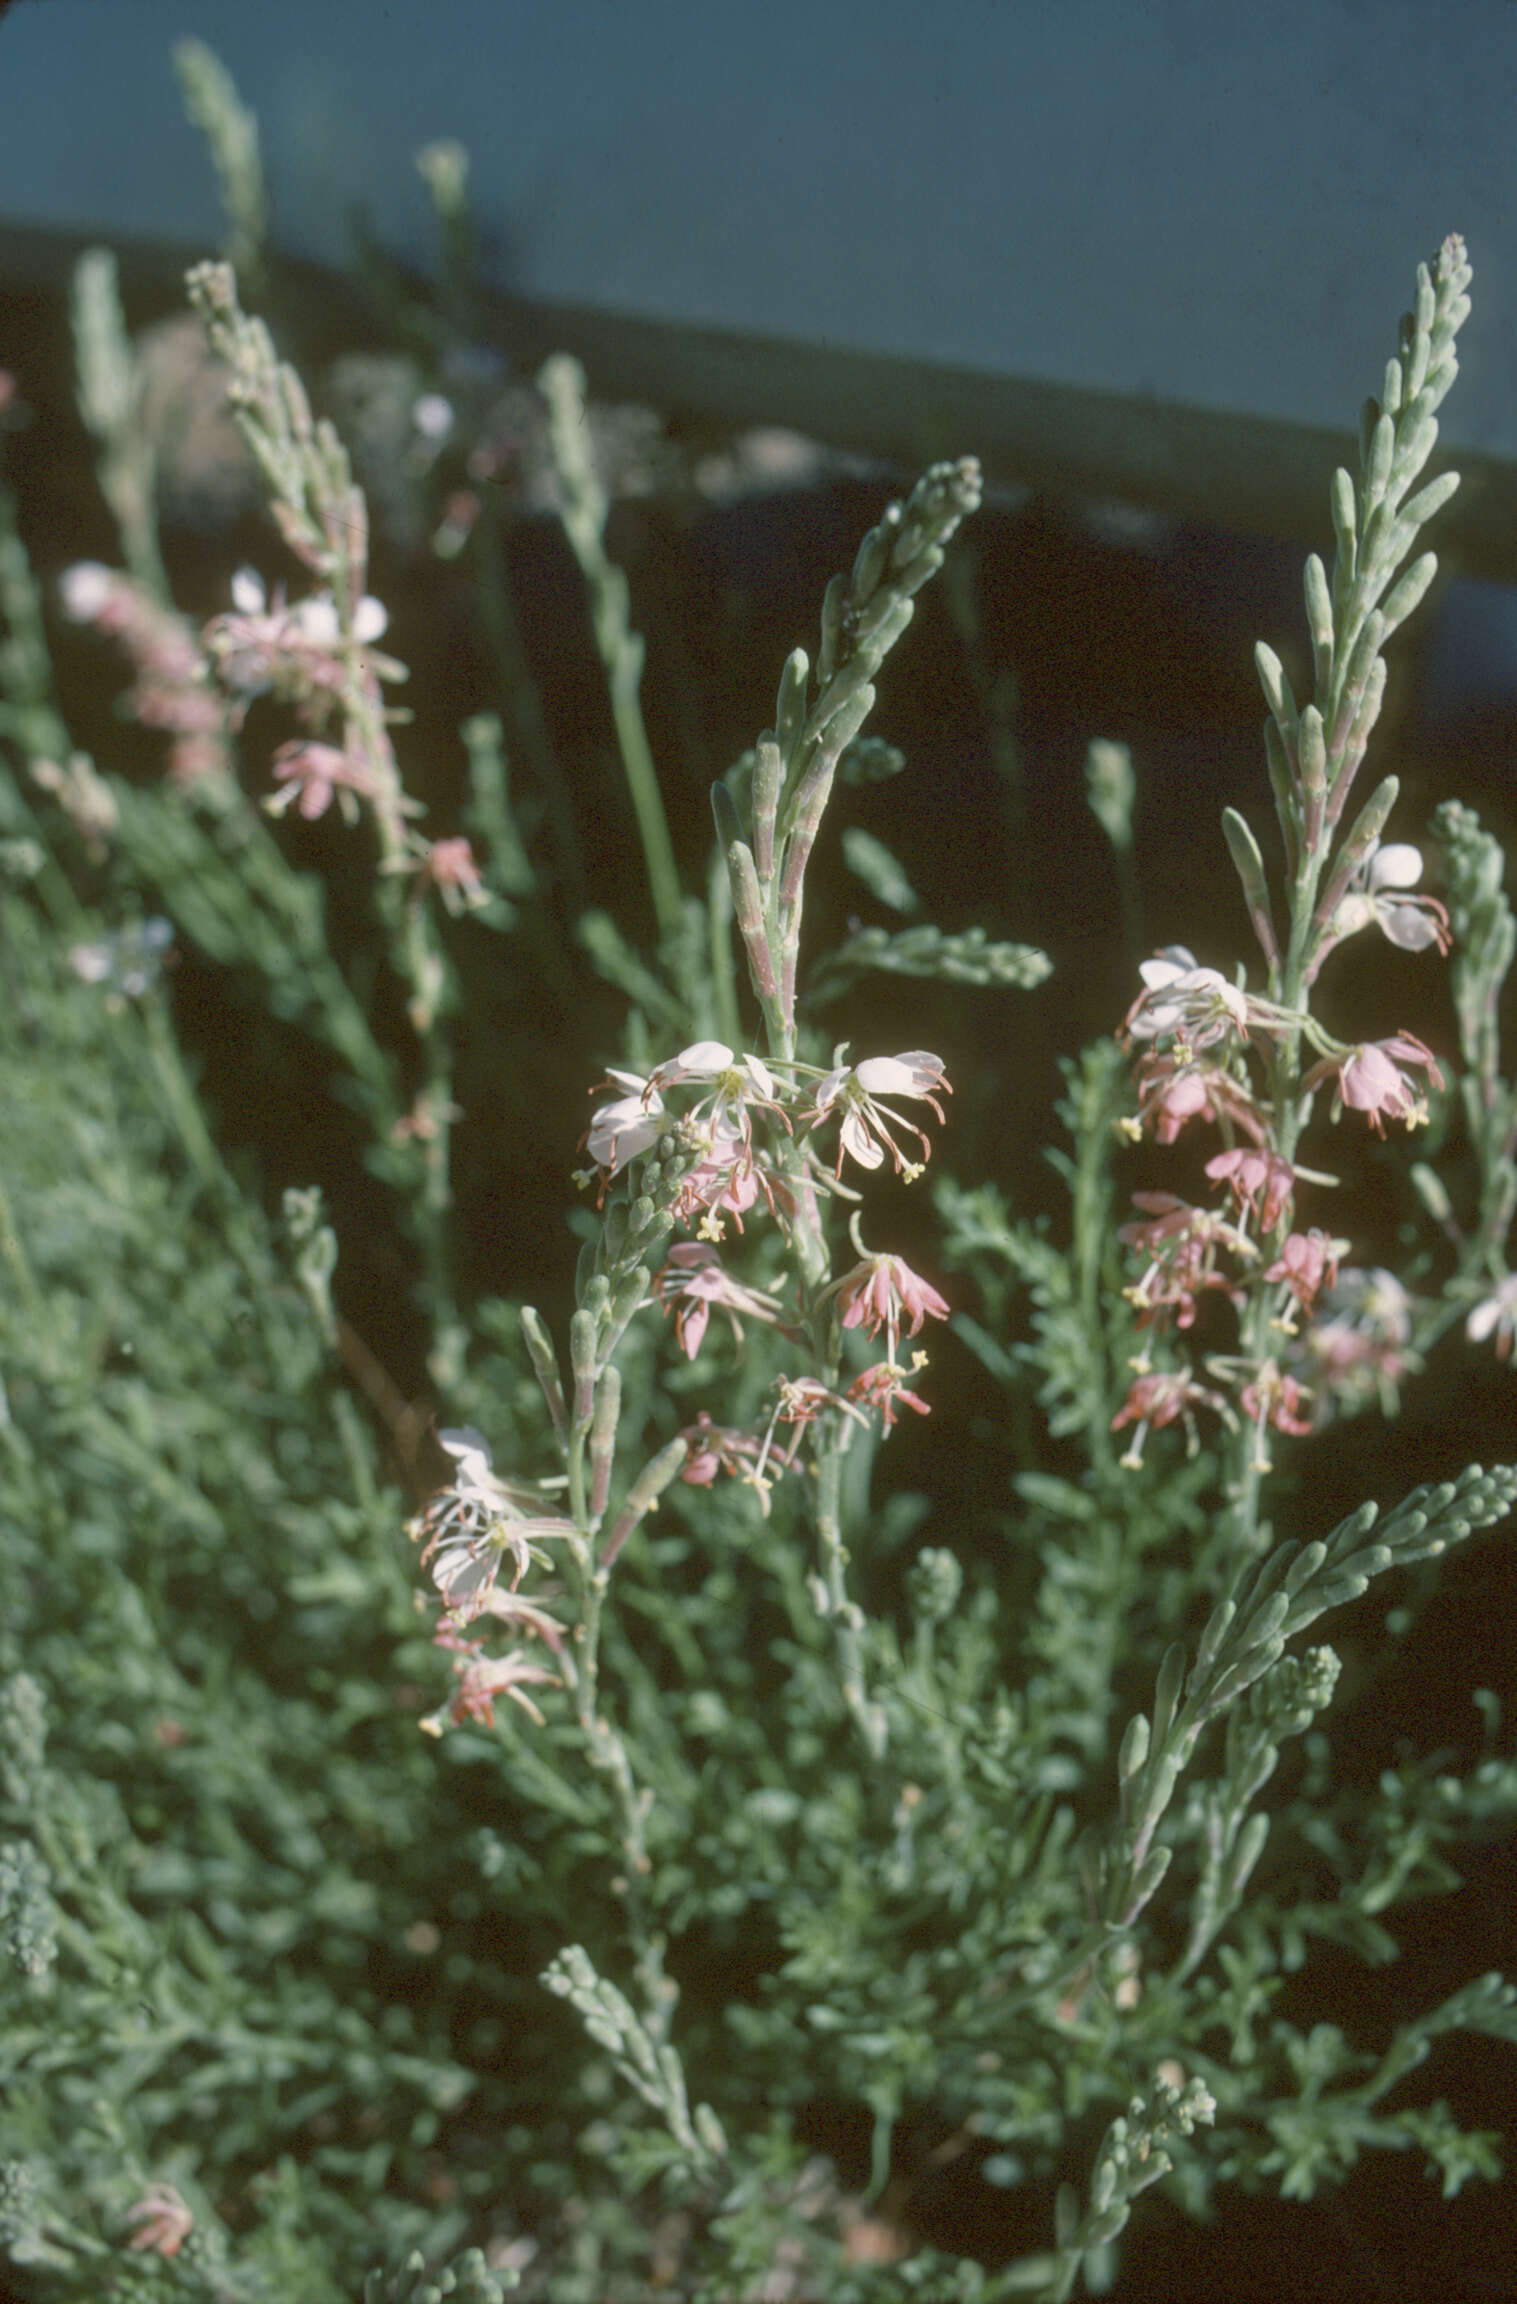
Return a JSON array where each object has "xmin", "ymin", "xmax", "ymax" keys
[
  {"xmin": 567, "ymin": 1546, "xmax": 653, "ymax": 1950},
  {"xmin": 707, "ymin": 843, "xmax": 741, "ymax": 1050},
  {"xmin": 609, "ymin": 667, "xmax": 683, "ymax": 945},
  {"xmin": 538, "ymin": 353, "xmax": 683, "ymax": 943},
  {"xmin": 812, "ymin": 1425, "xmax": 885, "ymax": 1755},
  {"xmin": 1221, "ymin": 839, "xmax": 1327, "ymax": 1555},
  {"xmin": 345, "ymin": 672, "xmax": 463, "ymax": 1347}
]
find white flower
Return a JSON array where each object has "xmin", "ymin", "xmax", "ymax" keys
[
  {"xmin": 644, "ymin": 1041, "xmax": 788, "ymax": 1147},
  {"xmin": 436, "ymin": 1425, "xmax": 492, "ymax": 1487},
  {"xmin": 412, "ymin": 392, "xmax": 454, "ymax": 441},
  {"xmin": 60, "ymin": 561, "xmax": 114, "ymax": 621},
  {"xmin": 1124, "ymin": 947, "xmax": 1251, "ymax": 1047},
  {"xmin": 648, "ymin": 1040, "xmax": 775, "ymax": 1097},
  {"xmin": 411, "ymin": 1428, "xmax": 575, "ymax": 1621},
  {"xmin": 1466, "ymin": 1274, "xmax": 1517, "ymax": 1361},
  {"xmin": 586, "ymin": 1069, "xmax": 667, "ymax": 1175},
  {"xmin": 227, "ymin": 568, "xmax": 387, "ymax": 646},
  {"xmin": 1329, "ymin": 842, "xmax": 1450, "ymax": 955},
  {"xmin": 806, "ymin": 1049, "xmax": 950, "ymax": 1177},
  {"xmin": 294, "ymin": 595, "xmax": 340, "ymax": 645}
]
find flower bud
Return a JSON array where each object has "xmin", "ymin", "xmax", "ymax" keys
[{"xmin": 774, "ymin": 651, "xmax": 809, "ymax": 766}]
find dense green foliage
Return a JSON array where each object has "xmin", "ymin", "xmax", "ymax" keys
[{"xmin": 0, "ymin": 47, "xmax": 1514, "ymax": 2304}]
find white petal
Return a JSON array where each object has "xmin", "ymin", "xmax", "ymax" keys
[
  {"xmin": 68, "ymin": 939, "xmax": 113, "ymax": 983},
  {"xmin": 296, "ymin": 595, "xmax": 340, "ymax": 645},
  {"xmin": 1369, "ymin": 843, "xmax": 1423, "ymax": 891},
  {"xmin": 1139, "ymin": 960, "xmax": 1184, "ymax": 994},
  {"xmin": 412, "ymin": 393, "xmax": 454, "ymax": 441},
  {"xmin": 587, "ymin": 1098, "xmax": 663, "ymax": 1171},
  {"xmin": 353, "ymin": 594, "xmax": 389, "ymax": 643},
  {"xmin": 1330, "ymin": 894, "xmax": 1375, "ymax": 940},
  {"xmin": 856, "ymin": 1055, "xmax": 927, "ymax": 1094},
  {"xmin": 840, "ymin": 1111, "xmax": 884, "ymax": 1168},
  {"xmin": 1141, "ymin": 945, "xmax": 1197, "ymax": 988},
  {"xmin": 672, "ymin": 1040, "xmax": 733, "ymax": 1077},
  {"xmin": 1379, "ymin": 902, "xmax": 1443, "ymax": 952},
  {"xmin": 230, "ymin": 565, "xmax": 266, "ymax": 614},
  {"xmin": 434, "ymin": 1545, "xmax": 495, "ymax": 1610},
  {"xmin": 439, "ymin": 1425, "xmax": 492, "ymax": 1470},
  {"xmin": 60, "ymin": 562, "xmax": 113, "ymax": 620}
]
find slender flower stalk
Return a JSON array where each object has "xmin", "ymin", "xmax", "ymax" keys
[
  {"xmin": 1117, "ymin": 237, "xmax": 1473, "ymax": 1558},
  {"xmin": 186, "ymin": 260, "xmax": 478, "ymax": 1351},
  {"xmin": 537, "ymin": 351, "xmax": 683, "ymax": 944}
]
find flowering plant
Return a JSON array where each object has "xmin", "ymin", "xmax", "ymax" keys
[{"xmin": 0, "ymin": 49, "xmax": 1514, "ymax": 2304}]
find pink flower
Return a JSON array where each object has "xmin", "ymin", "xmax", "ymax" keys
[
  {"xmin": 425, "ymin": 835, "xmax": 485, "ymax": 909},
  {"xmin": 652, "ymin": 1242, "xmax": 786, "ymax": 1358},
  {"xmin": 1303, "ymin": 1267, "xmax": 1415, "ymax": 1419},
  {"xmin": 662, "ymin": 1115, "xmax": 794, "ymax": 1238},
  {"xmin": 60, "ymin": 562, "xmax": 230, "ymax": 786},
  {"xmin": 671, "ymin": 1138, "xmax": 766, "ymax": 1234},
  {"xmin": 1304, "ymin": 1032, "xmax": 1443, "ymax": 1134},
  {"xmin": 391, "ymin": 1087, "xmax": 464, "ymax": 1144},
  {"xmin": 771, "ymin": 1372, "xmax": 862, "ymax": 1431},
  {"xmin": 1239, "ymin": 1358, "xmax": 1315, "ymax": 1468},
  {"xmin": 1129, "ymin": 1054, "xmax": 1269, "ymax": 1147},
  {"xmin": 825, "ymin": 1252, "xmax": 949, "ymax": 1364},
  {"xmin": 678, "ymin": 1410, "xmax": 781, "ymax": 1488},
  {"xmin": 471, "ymin": 1585, "xmax": 567, "ymax": 1653},
  {"xmin": 1110, "ymin": 1364, "xmax": 1234, "ymax": 1466},
  {"xmin": 1118, "ymin": 1193, "xmax": 1254, "ymax": 1329},
  {"xmin": 845, "ymin": 1358, "xmax": 933, "ymax": 1432},
  {"xmin": 806, "ymin": 1050, "xmax": 950, "ymax": 1178},
  {"xmin": 1204, "ymin": 1147, "xmax": 1297, "ymax": 1233},
  {"xmin": 1264, "ymin": 1228, "xmax": 1346, "ymax": 1314},
  {"xmin": 125, "ymin": 2185, "xmax": 193, "ymax": 2258},
  {"xmin": 677, "ymin": 1396, "xmax": 826, "ymax": 1515},
  {"xmin": 421, "ymin": 1629, "xmax": 561, "ymax": 1733},
  {"xmin": 269, "ymin": 738, "xmax": 377, "ymax": 822}
]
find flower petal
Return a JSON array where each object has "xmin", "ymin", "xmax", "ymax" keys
[
  {"xmin": 1369, "ymin": 843, "xmax": 1424, "ymax": 891},
  {"xmin": 840, "ymin": 1111, "xmax": 885, "ymax": 1168}
]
